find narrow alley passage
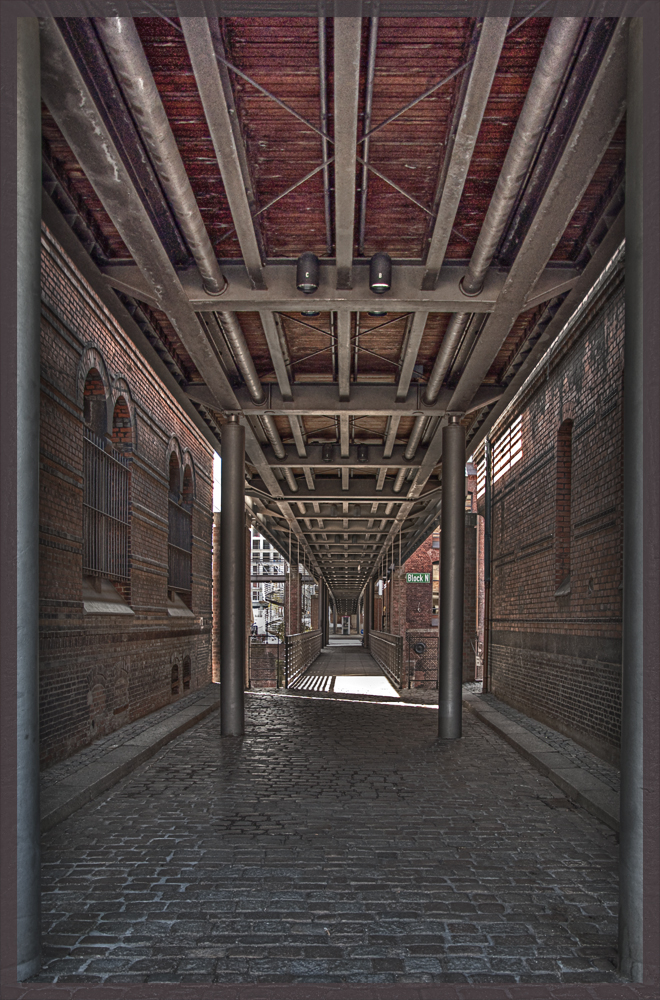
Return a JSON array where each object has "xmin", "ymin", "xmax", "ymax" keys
[
  {"xmin": 292, "ymin": 639, "xmax": 400, "ymax": 699},
  {"xmin": 33, "ymin": 696, "xmax": 620, "ymax": 986}
]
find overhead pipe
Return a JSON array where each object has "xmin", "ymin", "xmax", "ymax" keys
[
  {"xmin": 392, "ymin": 467, "xmax": 407, "ymax": 493},
  {"xmin": 422, "ymin": 17, "xmax": 583, "ymax": 409},
  {"xmin": 461, "ymin": 17, "xmax": 584, "ymax": 297},
  {"xmin": 215, "ymin": 311, "xmax": 265, "ymax": 403},
  {"xmin": 283, "ymin": 468, "xmax": 299, "ymax": 493},
  {"xmin": 423, "ymin": 312, "xmax": 471, "ymax": 405},
  {"xmin": 95, "ymin": 17, "xmax": 227, "ymax": 296},
  {"xmin": 261, "ymin": 413, "xmax": 286, "ymax": 459},
  {"xmin": 404, "ymin": 414, "xmax": 428, "ymax": 460}
]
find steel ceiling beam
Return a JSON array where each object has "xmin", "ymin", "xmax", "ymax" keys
[
  {"xmin": 334, "ymin": 17, "xmax": 363, "ymax": 289},
  {"xmin": 258, "ymin": 311, "xmax": 293, "ymax": 400},
  {"xmin": 180, "ymin": 17, "xmax": 266, "ymax": 290},
  {"xmin": 227, "ymin": 384, "xmax": 503, "ymax": 417},
  {"xmin": 39, "ymin": 17, "xmax": 238, "ymax": 412},
  {"xmin": 422, "ymin": 17, "xmax": 509, "ymax": 290},
  {"xmin": 99, "ymin": 262, "xmax": 579, "ymax": 315},
  {"xmin": 450, "ymin": 18, "xmax": 628, "ymax": 413},
  {"xmin": 467, "ymin": 207, "xmax": 625, "ymax": 457},
  {"xmin": 254, "ymin": 444, "xmax": 432, "ymax": 468},
  {"xmin": 396, "ymin": 312, "xmax": 429, "ymax": 401},
  {"xmin": 337, "ymin": 311, "xmax": 352, "ymax": 400}
]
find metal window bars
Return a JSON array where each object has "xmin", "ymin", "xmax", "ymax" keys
[
  {"xmin": 168, "ymin": 499, "xmax": 192, "ymax": 592},
  {"xmin": 83, "ymin": 427, "xmax": 130, "ymax": 581}
]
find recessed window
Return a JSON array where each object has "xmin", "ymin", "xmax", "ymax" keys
[{"xmin": 555, "ymin": 420, "xmax": 573, "ymax": 595}]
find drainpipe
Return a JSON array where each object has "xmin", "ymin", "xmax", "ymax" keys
[
  {"xmin": 95, "ymin": 17, "xmax": 227, "ymax": 296},
  {"xmin": 16, "ymin": 16, "xmax": 42, "ymax": 981}
]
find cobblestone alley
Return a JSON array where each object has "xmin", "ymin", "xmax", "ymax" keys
[{"xmin": 34, "ymin": 694, "xmax": 621, "ymax": 986}]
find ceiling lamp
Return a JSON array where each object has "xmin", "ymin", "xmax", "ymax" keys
[
  {"xmin": 297, "ymin": 252, "xmax": 320, "ymax": 294},
  {"xmin": 369, "ymin": 252, "xmax": 391, "ymax": 294},
  {"xmin": 322, "ymin": 443, "xmax": 333, "ymax": 463}
]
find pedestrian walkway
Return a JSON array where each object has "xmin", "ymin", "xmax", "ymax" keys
[
  {"xmin": 292, "ymin": 639, "xmax": 400, "ymax": 699},
  {"xmin": 33, "ymin": 692, "xmax": 622, "ymax": 986}
]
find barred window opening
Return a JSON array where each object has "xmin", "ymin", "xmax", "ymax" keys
[
  {"xmin": 168, "ymin": 454, "xmax": 192, "ymax": 598},
  {"xmin": 83, "ymin": 427, "xmax": 130, "ymax": 583}
]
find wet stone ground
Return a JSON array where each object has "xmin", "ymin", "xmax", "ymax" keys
[{"xmin": 33, "ymin": 693, "xmax": 621, "ymax": 985}]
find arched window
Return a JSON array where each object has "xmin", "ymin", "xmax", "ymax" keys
[
  {"xmin": 182, "ymin": 657, "xmax": 191, "ymax": 692},
  {"xmin": 555, "ymin": 420, "xmax": 573, "ymax": 595},
  {"xmin": 168, "ymin": 452, "xmax": 192, "ymax": 602},
  {"xmin": 83, "ymin": 371, "xmax": 130, "ymax": 590},
  {"xmin": 171, "ymin": 663, "xmax": 179, "ymax": 697},
  {"xmin": 112, "ymin": 396, "xmax": 132, "ymax": 454}
]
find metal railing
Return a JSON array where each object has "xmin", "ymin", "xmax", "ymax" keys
[
  {"xmin": 369, "ymin": 630, "xmax": 404, "ymax": 689},
  {"xmin": 83, "ymin": 428, "xmax": 130, "ymax": 581},
  {"xmin": 284, "ymin": 628, "xmax": 323, "ymax": 688}
]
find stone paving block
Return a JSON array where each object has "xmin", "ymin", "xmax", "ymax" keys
[{"xmin": 35, "ymin": 694, "xmax": 623, "ymax": 985}]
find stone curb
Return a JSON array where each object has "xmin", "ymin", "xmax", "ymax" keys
[
  {"xmin": 462, "ymin": 692, "xmax": 619, "ymax": 833},
  {"xmin": 40, "ymin": 687, "xmax": 220, "ymax": 833}
]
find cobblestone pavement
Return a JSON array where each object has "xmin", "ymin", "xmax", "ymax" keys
[
  {"xmin": 479, "ymin": 694, "xmax": 620, "ymax": 794},
  {"xmin": 34, "ymin": 693, "xmax": 621, "ymax": 986},
  {"xmin": 40, "ymin": 687, "xmax": 213, "ymax": 788}
]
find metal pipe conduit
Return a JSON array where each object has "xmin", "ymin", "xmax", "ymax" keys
[
  {"xmin": 95, "ymin": 17, "xmax": 227, "ymax": 296},
  {"xmin": 461, "ymin": 17, "xmax": 584, "ymax": 296},
  {"xmin": 283, "ymin": 468, "xmax": 299, "ymax": 493},
  {"xmin": 260, "ymin": 413, "xmax": 286, "ymax": 459},
  {"xmin": 423, "ymin": 313, "xmax": 470, "ymax": 404},
  {"xmin": 404, "ymin": 414, "xmax": 428, "ymax": 460},
  {"xmin": 392, "ymin": 467, "xmax": 408, "ymax": 493},
  {"xmin": 421, "ymin": 18, "xmax": 583, "ymax": 411},
  {"xmin": 215, "ymin": 311, "xmax": 265, "ymax": 403}
]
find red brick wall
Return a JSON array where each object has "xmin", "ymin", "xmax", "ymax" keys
[
  {"xmin": 285, "ymin": 565, "xmax": 302, "ymax": 635},
  {"xmin": 476, "ymin": 265, "xmax": 624, "ymax": 764},
  {"xmin": 39, "ymin": 223, "xmax": 213, "ymax": 767}
]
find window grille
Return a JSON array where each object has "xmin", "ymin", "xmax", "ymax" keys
[
  {"xmin": 492, "ymin": 414, "xmax": 522, "ymax": 485},
  {"xmin": 83, "ymin": 427, "xmax": 130, "ymax": 581},
  {"xmin": 168, "ymin": 499, "xmax": 192, "ymax": 592},
  {"xmin": 477, "ymin": 454, "xmax": 486, "ymax": 498}
]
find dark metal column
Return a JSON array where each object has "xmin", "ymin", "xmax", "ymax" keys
[
  {"xmin": 332, "ymin": 601, "xmax": 337, "ymax": 636},
  {"xmin": 438, "ymin": 417, "xmax": 465, "ymax": 739},
  {"xmin": 482, "ymin": 439, "xmax": 492, "ymax": 694},
  {"xmin": 220, "ymin": 416, "xmax": 245, "ymax": 735},
  {"xmin": 16, "ymin": 16, "xmax": 42, "ymax": 981},
  {"xmin": 619, "ymin": 15, "xmax": 645, "ymax": 983},
  {"xmin": 364, "ymin": 580, "xmax": 373, "ymax": 648},
  {"xmin": 212, "ymin": 512, "xmax": 221, "ymax": 683}
]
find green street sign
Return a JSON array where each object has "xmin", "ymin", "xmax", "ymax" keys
[{"xmin": 406, "ymin": 572, "xmax": 430, "ymax": 584}]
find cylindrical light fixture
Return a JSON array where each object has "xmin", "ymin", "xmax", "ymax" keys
[
  {"xmin": 369, "ymin": 252, "xmax": 391, "ymax": 294},
  {"xmin": 297, "ymin": 252, "xmax": 320, "ymax": 294}
]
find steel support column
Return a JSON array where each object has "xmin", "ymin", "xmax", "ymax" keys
[
  {"xmin": 220, "ymin": 417, "xmax": 245, "ymax": 735},
  {"xmin": 212, "ymin": 512, "xmax": 221, "ymax": 683},
  {"xmin": 618, "ymin": 15, "xmax": 644, "ymax": 983},
  {"xmin": 16, "ymin": 16, "xmax": 42, "ymax": 982},
  {"xmin": 438, "ymin": 417, "xmax": 465, "ymax": 740}
]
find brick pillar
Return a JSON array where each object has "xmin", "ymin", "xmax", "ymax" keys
[
  {"xmin": 310, "ymin": 591, "xmax": 319, "ymax": 629},
  {"xmin": 212, "ymin": 512, "xmax": 221, "ymax": 683},
  {"xmin": 390, "ymin": 568, "xmax": 407, "ymax": 638},
  {"xmin": 374, "ymin": 594, "xmax": 383, "ymax": 631},
  {"xmin": 285, "ymin": 563, "xmax": 302, "ymax": 635}
]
